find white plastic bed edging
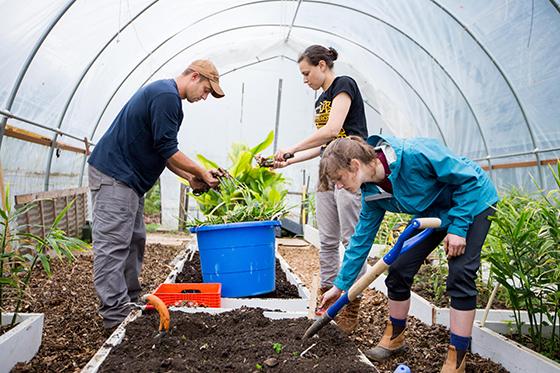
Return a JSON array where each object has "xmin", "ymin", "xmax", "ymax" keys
[
  {"xmin": 162, "ymin": 239, "xmax": 196, "ymax": 284},
  {"xmin": 471, "ymin": 321, "xmax": 560, "ymax": 373},
  {"xmin": 81, "ymin": 307, "xmax": 377, "ymax": 373},
  {"xmin": 165, "ymin": 241, "xmax": 310, "ymax": 313},
  {"xmin": 0, "ymin": 313, "xmax": 44, "ymax": 372}
]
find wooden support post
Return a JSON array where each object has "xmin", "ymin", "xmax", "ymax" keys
[
  {"xmin": 74, "ymin": 194, "xmax": 79, "ymax": 236},
  {"xmin": 38, "ymin": 200, "xmax": 45, "ymax": 237}
]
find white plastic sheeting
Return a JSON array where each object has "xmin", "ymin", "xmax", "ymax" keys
[{"xmin": 1, "ymin": 1, "xmax": 559, "ymax": 222}]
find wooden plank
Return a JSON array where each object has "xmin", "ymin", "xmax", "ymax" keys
[
  {"xmin": 481, "ymin": 158, "xmax": 558, "ymax": 171},
  {"xmin": 15, "ymin": 187, "xmax": 88, "ymax": 205},
  {"xmin": 4, "ymin": 124, "xmax": 87, "ymax": 154}
]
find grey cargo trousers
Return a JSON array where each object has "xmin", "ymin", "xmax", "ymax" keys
[
  {"xmin": 89, "ymin": 166, "xmax": 146, "ymax": 328},
  {"xmin": 316, "ymin": 187, "xmax": 366, "ymax": 288}
]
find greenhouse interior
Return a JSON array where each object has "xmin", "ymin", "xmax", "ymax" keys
[{"xmin": 1, "ymin": 1, "xmax": 559, "ymax": 372}]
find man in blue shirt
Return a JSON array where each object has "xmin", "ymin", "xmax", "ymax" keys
[{"xmin": 88, "ymin": 59, "xmax": 224, "ymax": 330}]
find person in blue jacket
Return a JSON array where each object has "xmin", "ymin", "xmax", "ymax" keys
[{"xmin": 318, "ymin": 135, "xmax": 498, "ymax": 373}]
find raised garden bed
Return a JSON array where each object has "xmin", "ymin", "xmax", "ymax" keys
[
  {"xmin": 1, "ymin": 313, "xmax": 44, "ymax": 372},
  {"xmin": 10, "ymin": 239, "xmax": 187, "ymax": 372},
  {"xmin": 280, "ymin": 237, "xmax": 509, "ymax": 373},
  {"xmin": 169, "ymin": 243, "xmax": 310, "ymax": 312},
  {"xmin": 472, "ymin": 321, "xmax": 560, "ymax": 373},
  {"xmin": 85, "ymin": 307, "xmax": 377, "ymax": 373}
]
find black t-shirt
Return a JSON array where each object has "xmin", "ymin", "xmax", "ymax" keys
[
  {"xmin": 88, "ymin": 79, "xmax": 183, "ymax": 196},
  {"xmin": 314, "ymin": 76, "xmax": 368, "ymax": 140}
]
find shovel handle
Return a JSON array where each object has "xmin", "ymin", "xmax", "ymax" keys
[
  {"xmin": 347, "ymin": 259, "xmax": 389, "ymax": 300},
  {"xmin": 413, "ymin": 217, "xmax": 441, "ymax": 229}
]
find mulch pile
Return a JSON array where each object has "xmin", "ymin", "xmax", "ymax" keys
[
  {"xmin": 10, "ymin": 242, "xmax": 185, "ymax": 372},
  {"xmin": 100, "ymin": 308, "xmax": 377, "ymax": 372},
  {"xmin": 175, "ymin": 252, "xmax": 300, "ymax": 298}
]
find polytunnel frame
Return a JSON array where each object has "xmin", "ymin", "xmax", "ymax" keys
[
  {"xmin": 79, "ymin": 22, "xmax": 448, "ymax": 188},
  {"xmin": 0, "ymin": 0, "xmax": 77, "ymax": 150},
  {"xmin": 1, "ymin": 0, "xmax": 555, "ymax": 190},
  {"xmin": 66, "ymin": 0, "xmax": 492, "ymax": 178}
]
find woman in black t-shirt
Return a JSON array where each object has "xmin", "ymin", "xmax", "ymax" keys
[{"xmin": 273, "ymin": 45, "xmax": 368, "ymax": 333}]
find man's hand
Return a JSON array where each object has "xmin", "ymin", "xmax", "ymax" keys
[
  {"xmin": 319, "ymin": 286, "xmax": 342, "ymax": 310},
  {"xmin": 443, "ymin": 233, "xmax": 466, "ymax": 258},
  {"xmin": 188, "ymin": 176, "xmax": 211, "ymax": 194},
  {"xmin": 201, "ymin": 170, "xmax": 219, "ymax": 188}
]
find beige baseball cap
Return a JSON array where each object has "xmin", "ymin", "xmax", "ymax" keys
[{"xmin": 188, "ymin": 59, "xmax": 225, "ymax": 98}]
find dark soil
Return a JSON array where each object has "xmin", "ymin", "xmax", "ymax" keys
[
  {"xmin": 100, "ymin": 308, "xmax": 377, "ymax": 372},
  {"xmin": 175, "ymin": 252, "xmax": 300, "ymax": 298},
  {"xmin": 507, "ymin": 333, "xmax": 560, "ymax": 363},
  {"xmin": 280, "ymin": 244, "xmax": 509, "ymax": 373},
  {"xmin": 10, "ymin": 241, "xmax": 185, "ymax": 372}
]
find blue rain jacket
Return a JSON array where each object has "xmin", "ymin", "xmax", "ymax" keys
[{"xmin": 333, "ymin": 135, "xmax": 498, "ymax": 291}]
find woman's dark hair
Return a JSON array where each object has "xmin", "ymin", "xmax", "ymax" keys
[{"xmin": 298, "ymin": 45, "xmax": 338, "ymax": 68}]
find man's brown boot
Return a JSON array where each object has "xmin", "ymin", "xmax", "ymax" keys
[
  {"xmin": 335, "ymin": 297, "xmax": 361, "ymax": 333},
  {"xmin": 364, "ymin": 321, "xmax": 406, "ymax": 362},
  {"xmin": 440, "ymin": 345, "xmax": 466, "ymax": 373}
]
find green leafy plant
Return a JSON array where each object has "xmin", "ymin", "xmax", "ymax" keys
[
  {"xmin": 375, "ymin": 212, "xmax": 410, "ymax": 247},
  {"xmin": 272, "ymin": 342, "xmax": 283, "ymax": 354},
  {"xmin": 144, "ymin": 180, "xmax": 161, "ymax": 216},
  {"xmin": 0, "ymin": 186, "xmax": 90, "ymax": 328},
  {"xmin": 255, "ymin": 363, "xmax": 263, "ymax": 370},
  {"xmin": 183, "ymin": 131, "xmax": 289, "ymax": 226},
  {"xmin": 484, "ymin": 164, "xmax": 560, "ymax": 359}
]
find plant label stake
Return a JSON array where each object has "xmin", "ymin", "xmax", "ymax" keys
[{"xmin": 303, "ymin": 217, "xmax": 441, "ymax": 339}]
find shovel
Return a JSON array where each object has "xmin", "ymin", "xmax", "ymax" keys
[{"xmin": 303, "ymin": 217, "xmax": 441, "ymax": 339}]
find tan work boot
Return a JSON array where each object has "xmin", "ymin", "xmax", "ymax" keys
[
  {"xmin": 364, "ymin": 321, "xmax": 406, "ymax": 362},
  {"xmin": 335, "ymin": 296, "xmax": 361, "ymax": 333},
  {"xmin": 440, "ymin": 345, "xmax": 466, "ymax": 373}
]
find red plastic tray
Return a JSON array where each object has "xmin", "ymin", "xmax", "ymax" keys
[{"xmin": 147, "ymin": 283, "xmax": 221, "ymax": 309}]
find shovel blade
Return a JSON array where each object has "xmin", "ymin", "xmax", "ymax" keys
[{"xmin": 303, "ymin": 313, "xmax": 333, "ymax": 339}]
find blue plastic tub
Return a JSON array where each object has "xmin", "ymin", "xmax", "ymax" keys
[{"xmin": 190, "ymin": 220, "xmax": 281, "ymax": 297}]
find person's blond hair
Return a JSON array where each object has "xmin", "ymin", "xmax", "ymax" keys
[{"xmin": 320, "ymin": 136, "xmax": 378, "ymax": 183}]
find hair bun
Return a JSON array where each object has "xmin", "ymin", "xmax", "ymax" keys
[{"xmin": 328, "ymin": 47, "xmax": 338, "ymax": 61}]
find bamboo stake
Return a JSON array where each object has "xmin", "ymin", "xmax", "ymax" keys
[{"xmin": 481, "ymin": 283, "xmax": 500, "ymax": 328}]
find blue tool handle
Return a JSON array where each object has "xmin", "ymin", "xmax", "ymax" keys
[
  {"xmin": 324, "ymin": 217, "xmax": 441, "ymax": 319},
  {"xmin": 326, "ymin": 293, "xmax": 349, "ymax": 319}
]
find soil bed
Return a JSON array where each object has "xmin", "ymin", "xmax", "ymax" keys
[
  {"xmin": 279, "ymin": 242, "xmax": 509, "ymax": 373},
  {"xmin": 10, "ymin": 239, "xmax": 186, "ymax": 372},
  {"xmin": 175, "ymin": 252, "xmax": 300, "ymax": 298},
  {"xmin": 100, "ymin": 308, "xmax": 376, "ymax": 372}
]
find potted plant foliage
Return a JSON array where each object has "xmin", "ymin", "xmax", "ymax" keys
[
  {"xmin": 0, "ymin": 186, "xmax": 90, "ymax": 371},
  {"xmin": 181, "ymin": 131, "xmax": 289, "ymax": 297}
]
